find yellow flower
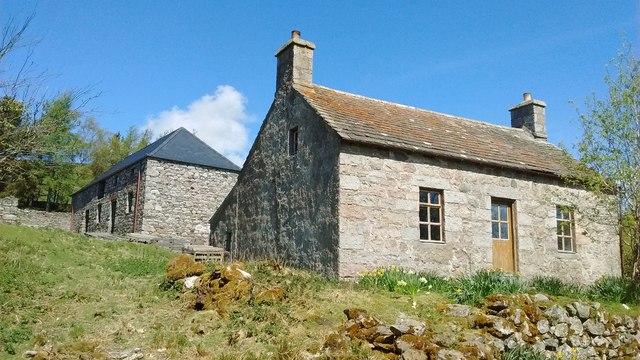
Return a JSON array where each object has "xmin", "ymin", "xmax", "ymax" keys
[
  {"xmin": 571, "ymin": 348, "xmax": 576, "ymax": 354},
  {"xmin": 380, "ymin": 268, "xmax": 385, "ymax": 273},
  {"xmin": 391, "ymin": 265, "xmax": 396, "ymax": 269},
  {"xmin": 455, "ymin": 288, "xmax": 463, "ymax": 294},
  {"xmin": 556, "ymin": 351, "xmax": 563, "ymax": 359}
]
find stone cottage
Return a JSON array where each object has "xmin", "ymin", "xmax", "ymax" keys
[
  {"xmin": 209, "ymin": 31, "xmax": 620, "ymax": 283},
  {"xmin": 71, "ymin": 127, "xmax": 239, "ymax": 244}
]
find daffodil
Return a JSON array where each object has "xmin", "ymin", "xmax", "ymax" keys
[
  {"xmin": 397, "ymin": 280, "xmax": 407, "ymax": 286},
  {"xmin": 455, "ymin": 288, "xmax": 463, "ymax": 294},
  {"xmin": 419, "ymin": 277, "xmax": 428, "ymax": 284},
  {"xmin": 556, "ymin": 351, "xmax": 563, "ymax": 359},
  {"xmin": 390, "ymin": 265, "xmax": 396, "ymax": 269}
]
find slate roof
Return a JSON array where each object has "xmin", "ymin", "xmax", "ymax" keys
[
  {"xmin": 75, "ymin": 127, "xmax": 240, "ymax": 194},
  {"xmin": 294, "ymin": 84, "xmax": 575, "ymax": 177}
]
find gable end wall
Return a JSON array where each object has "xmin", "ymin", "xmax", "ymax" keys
[
  {"xmin": 210, "ymin": 90, "xmax": 341, "ymax": 277},
  {"xmin": 141, "ymin": 158, "xmax": 237, "ymax": 244}
]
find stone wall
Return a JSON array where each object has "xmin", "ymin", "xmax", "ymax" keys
[
  {"xmin": 71, "ymin": 161, "xmax": 146, "ymax": 234},
  {"xmin": 142, "ymin": 159, "xmax": 237, "ymax": 245},
  {"xmin": 210, "ymin": 89, "xmax": 341, "ymax": 277},
  {"xmin": 0, "ymin": 196, "xmax": 70, "ymax": 230},
  {"xmin": 334, "ymin": 295, "xmax": 639, "ymax": 359},
  {"xmin": 338, "ymin": 145, "xmax": 621, "ymax": 284}
]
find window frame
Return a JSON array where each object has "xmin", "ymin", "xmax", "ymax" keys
[
  {"xmin": 491, "ymin": 202, "xmax": 512, "ymax": 241},
  {"xmin": 288, "ymin": 126, "xmax": 299, "ymax": 155},
  {"xmin": 556, "ymin": 205, "xmax": 576, "ymax": 253},
  {"xmin": 97, "ymin": 181, "xmax": 105, "ymax": 199},
  {"xmin": 127, "ymin": 191, "xmax": 134, "ymax": 214},
  {"xmin": 418, "ymin": 188, "xmax": 444, "ymax": 243},
  {"xmin": 97, "ymin": 203, "xmax": 102, "ymax": 223}
]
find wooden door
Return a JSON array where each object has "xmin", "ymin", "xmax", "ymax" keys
[{"xmin": 491, "ymin": 200, "xmax": 515, "ymax": 272}]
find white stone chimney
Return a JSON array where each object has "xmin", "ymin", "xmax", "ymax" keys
[
  {"xmin": 275, "ymin": 30, "xmax": 315, "ymax": 93},
  {"xmin": 509, "ymin": 92, "xmax": 547, "ymax": 140}
]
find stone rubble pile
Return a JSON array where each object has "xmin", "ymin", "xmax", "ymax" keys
[{"xmin": 325, "ymin": 294, "xmax": 640, "ymax": 359}]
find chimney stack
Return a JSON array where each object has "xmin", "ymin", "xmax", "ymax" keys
[
  {"xmin": 275, "ymin": 30, "xmax": 315, "ymax": 93},
  {"xmin": 509, "ymin": 92, "xmax": 547, "ymax": 140}
]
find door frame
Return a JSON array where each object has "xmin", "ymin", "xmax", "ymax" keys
[{"xmin": 490, "ymin": 198, "xmax": 518, "ymax": 272}]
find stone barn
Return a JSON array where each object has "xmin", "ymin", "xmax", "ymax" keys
[
  {"xmin": 71, "ymin": 127, "xmax": 239, "ymax": 244},
  {"xmin": 209, "ymin": 31, "xmax": 620, "ymax": 283}
]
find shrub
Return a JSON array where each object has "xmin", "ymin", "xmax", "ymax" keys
[
  {"xmin": 529, "ymin": 276, "xmax": 582, "ymax": 297},
  {"xmin": 451, "ymin": 269, "xmax": 524, "ymax": 306},
  {"xmin": 587, "ymin": 276, "xmax": 640, "ymax": 304}
]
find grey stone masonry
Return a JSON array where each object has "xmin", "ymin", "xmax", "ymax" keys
[
  {"xmin": 72, "ymin": 157, "xmax": 237, "ymax": 245},
  {"xmin": 142, "ymin": 159, "xmax": 237, "ymax": 244},
  {"xmin": 71, "ymin": 161, "xmax": 146, "ymax": 234},
  {"xmin": 337, "ymin": 145, "xmax": 620, "ymax": 284},
  {"xmin": 209, "ymin": 89, "xmax": 341, "ymax": 277},
  {"xmin": 0, "ymin": 196, "xmax": 69, "ymax": 230}
]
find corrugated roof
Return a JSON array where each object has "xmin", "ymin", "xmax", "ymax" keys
[
  {"xmin": 75, "ymin": 127, "xmax": 240, "ymax": 194},
  {"xmin": 294, "ymin": 84, "xmax": 575, "ymax": 177}
]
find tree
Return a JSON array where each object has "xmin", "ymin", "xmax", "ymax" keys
[
  {"xmin": 84, "ymin": 124, "xmax": 151, "ymax": 177},
  {"xmin": 574, "ymin": 45, "xmax": 640, "ymax": 279}
]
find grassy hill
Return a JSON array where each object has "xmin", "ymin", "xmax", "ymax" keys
[{"xmin": 1, "ymin": 224, "xmax": 639, "ymax": 359}]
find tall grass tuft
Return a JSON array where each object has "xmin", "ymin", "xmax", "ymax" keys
[
  {"xmin": 357, "ymin": 266, "xmax": 447, "ymax": 297},
  {"xmin": 501, "ymin": 345, "xmax": 546, "ymax": 360},
  {"xmin": 450, "ymin": 269, "xmax": 524, "ymax": 306},
  {"xmin": 528, "ymin": 276, "xmax": 582, "ymax": 297},
  {"xmin": 587, "ymin": 276, "xmax": 640, "ymax": 304}
]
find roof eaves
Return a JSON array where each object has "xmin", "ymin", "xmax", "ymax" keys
[{"xmin": 341, "ymin": 138, "xmax": 566, "ymax": 179}]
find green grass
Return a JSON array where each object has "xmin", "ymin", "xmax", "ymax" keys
[
  {"xmin": 1, "ymin": 223, "xmax": 639, "ymax": 359},
  {"xmin": 0, "ymin": 224, "xmax": 173, "ymax": 359}
]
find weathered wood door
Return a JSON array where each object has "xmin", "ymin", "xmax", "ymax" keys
[{"xmin": 491, "ymin": 200, "xmax": 515, "ymax": 272}]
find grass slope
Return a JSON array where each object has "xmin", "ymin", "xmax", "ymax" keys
[
  {"xmin": 0, "ymin": 224, "xmax": 451, "ymax": 359},
  {"xmin": 1, "ymin": 224, "xmax": 638, "ymax": 359}
]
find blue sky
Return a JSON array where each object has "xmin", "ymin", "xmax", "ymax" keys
[{"xmin": 1, "ymin": 1, "xmax": 638, "ymax": 165}]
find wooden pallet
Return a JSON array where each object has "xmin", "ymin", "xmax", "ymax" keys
[{"xmin": 182, "ymin": 245, "xmax": 225, "ymax": 263}]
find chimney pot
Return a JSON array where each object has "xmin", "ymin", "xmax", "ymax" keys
[
  {"xmin": 292, "ymin": 30, "xmax": 301, "ymax": 39},
  {"xmin": 523, "ymin": 92, "xmax": 532, "ymax": 101}
]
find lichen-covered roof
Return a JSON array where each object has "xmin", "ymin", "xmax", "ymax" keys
[
  {"xmin": 74, "ymin": 127, "xmax": 240, "ymax": 195},
  {"xmin": 294, "ymin": 84, "xmax": 575, "ymax": 177}
]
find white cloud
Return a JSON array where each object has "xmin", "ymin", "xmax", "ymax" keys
[{"xmin": 143, "ymin": 85, "xmax": 253, "ymax": 166}]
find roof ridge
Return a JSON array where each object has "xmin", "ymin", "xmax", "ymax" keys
[
  {"xmin": 147, "ymin": 127, "xmax": 184, "ymax": 157},
  {"xmin": 296, "ymin": 83, "xmax": 526, "ymax": 134}
]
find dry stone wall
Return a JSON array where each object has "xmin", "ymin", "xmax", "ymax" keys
[
  {"xmin": 142, "ymin": 159, "xmax": 237, "ymax": 245},
  {"xmin": 0, "ymin": 196, "xmax": 69, "ymax": 230},
  {"xmin": 329, "ymin": 295, "xmax": 640, "ymax": 359},
  {"xmin": 338, "ymin": 145, "xmax": 620, "ymax": 284}
]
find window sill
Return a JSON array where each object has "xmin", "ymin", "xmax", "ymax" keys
[
  {"xmin": 419, "ymin": 240, "xmax": 446, "ymax": 244},
  {"xmin": 556, "ymin": 251, "xmax": 578, "ymax": 258}
]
